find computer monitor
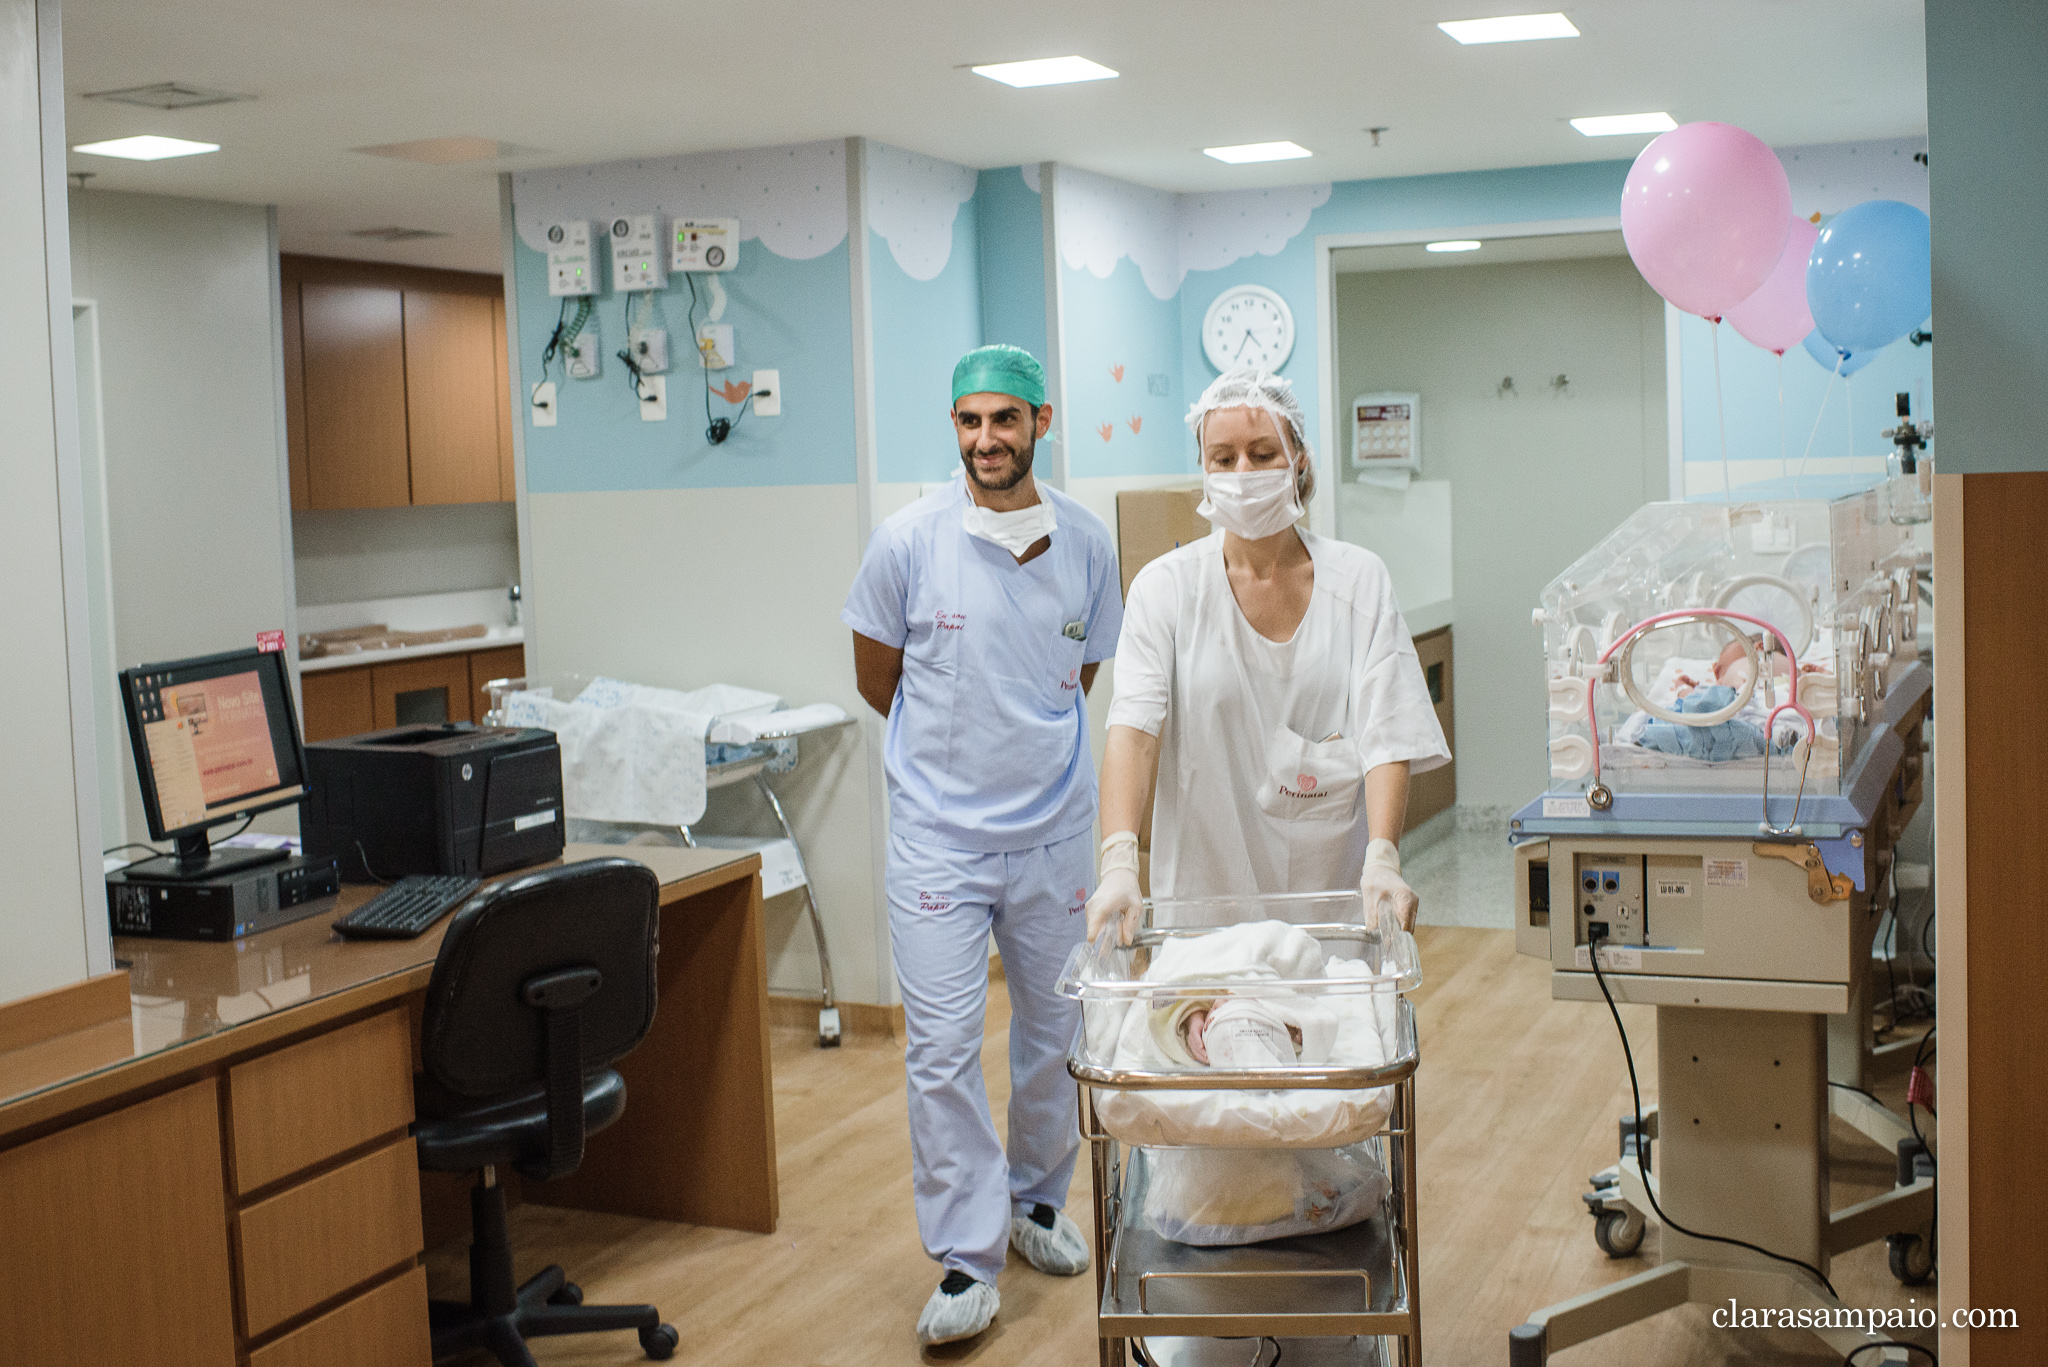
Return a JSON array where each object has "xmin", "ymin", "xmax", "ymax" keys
[{"xmin": 118, "ymin": 647, "xmax": 310, "ymax": 880}]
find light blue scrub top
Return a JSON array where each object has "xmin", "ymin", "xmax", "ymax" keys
[{"xmin": 842, "ymin": 479, "xmax": 1123, "ymax": 854}]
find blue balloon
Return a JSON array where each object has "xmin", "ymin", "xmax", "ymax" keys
[
  {"xmin": 1800, "ymin": 329, "xmax": 1875, "ymax": 376},
  {"xmin": 1805, "ymin": 200, "xmax": 1932, "ymax": 354}
]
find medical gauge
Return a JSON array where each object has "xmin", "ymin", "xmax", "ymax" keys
[
  {"xmin": 609, "ymin": 214, "xmax": 667, "ymax": 292},
  {"xmin": 1349, "ymin": 391, "xmax": 1421, "ymax": 477},
  {"xmin": 1881, "ymin": 391, "xmax": 1935, "ymax": 525},
  {"xmin": 672, "ymin": 217, "xmax": 739, "ymax": 272},
  {"xmin": 544, "ymin": 219, "xmax": 599, "ymax": 297},
  {"xmin": 1201, "ymin": 284, "xmax": 1295, "ymax": 372}
]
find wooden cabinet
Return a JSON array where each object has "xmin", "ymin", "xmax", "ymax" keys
[
  {"xmin": 0, "ymin": 1080, "xmax": 238, "ymax": 1367},
  {"xmin": 301, "ymin": 283, "xmax": 411, "ymax": 509},
  {"xmin": 370, "ymin": 654, "xmax": 476, "ymax": 730},
  {"xmin": 299, "ymin": 644, "xmax": 523, "ymax": 743},
  {"xmin": 281, "ymin": 256, "xmax": 513, "ymax": 512},
  {"xmin": 1407, "ymin": 626, "xmax": 1456, "ymax": 832},
  {"xmin": 300, "ymin": 665, "xmax": 375, "ymax": 743},
  {"xmin": 403, "ymin": 291, "xmax": 502, "ymax": 506}
]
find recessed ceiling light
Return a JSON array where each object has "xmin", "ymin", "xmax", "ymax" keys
[
  {"xmin": 353, "ymin": 136, "xmax": 538, "ymax": 164},
  {"xmin": 84, "ymin": 82, "xmax": 253, "ymax": 110},
  {"xmin": 1438, "ymin": 13, "xmax": 1581, "ymax": 44},
  {"xmin": 1426, "ymin": 240, "xmax": 1483, "ymax": 253},
  {"xmin": 1203, "ymin": 141, "xmax": 1313, "ymax": 164},
  {"xmin": 71, "ymin": 135, "xmax": 219, "ymax": 161},
  {"xmin": 971, "ymin": 56, "xmax": 1118, "ymax": 88},
  {"xmin": 1571, "ymin": 112, "xmax": 1678, "ymax": 137}
]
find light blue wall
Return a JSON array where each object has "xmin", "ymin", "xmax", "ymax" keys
[
  {"xmin": 514, "ymin": 238, "xmax": 856, "ymax": 491},
  {"xmin": 1677, "ymin": 313, "xmax": 1933, "ymax": 490},
  {"xmin": 1062, "ymin": 257, "xmax": 1187, "ymax": 477},
  {"xmin": 1181, "ymin": 162, "xmax": 1634, "ymax": 457},
  {"xmin": 871, "ymin": 201, "xmax": 982, "ymax": 484},
  {"xmin": 975, "ymin": 167, "xmax": 1046, "ymax": 360}
]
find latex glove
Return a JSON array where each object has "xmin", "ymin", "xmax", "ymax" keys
[
  {"xmin": 1360, "ymin": 838, "xmax": 1419, "ymax": 933},
  {"xmin": 1085, "ymin": 832, "xmax": 1145, "ymax": 944}
]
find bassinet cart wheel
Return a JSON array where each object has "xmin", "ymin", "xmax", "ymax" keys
[
  {"xmin": 1593, "ymin": 1207, "xmax": 1645, "ymax": 1258},
  {"xmin": 1887, "ymin": 1232, "xmax": 1935, "ymax": 1286}
]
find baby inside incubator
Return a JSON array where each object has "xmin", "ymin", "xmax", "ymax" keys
[{"xmin": 1614, "ymin": 634, "xmax": 1830, "ymax": 761}]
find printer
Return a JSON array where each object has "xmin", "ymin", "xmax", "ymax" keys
[{"xmin": 303, "ymin": 723, "xmax": 565, "ymax": 882}]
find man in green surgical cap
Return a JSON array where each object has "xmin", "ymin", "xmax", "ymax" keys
[{"xmin": 841, "ymin": 345, "xmax": 1125, "ymax": 1346}]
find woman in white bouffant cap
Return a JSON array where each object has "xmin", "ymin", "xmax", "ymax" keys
[{"xmin": 1087, "ymin": 367, "xmax": 1450, "ymax": 941}]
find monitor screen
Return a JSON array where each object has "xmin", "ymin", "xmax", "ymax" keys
[{"xmin": 120, "ymin": 648, "xmax": 308, "ymax": 840}]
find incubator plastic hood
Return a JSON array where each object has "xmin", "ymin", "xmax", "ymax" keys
[{"xmin": 1533, "ymin": 490, "xmax": 1921, "ymax": 802}]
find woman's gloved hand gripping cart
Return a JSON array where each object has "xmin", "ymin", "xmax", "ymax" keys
[{"xmin": 1059, "ymin": 892, "xmax": 1423, "ymax": 1367}]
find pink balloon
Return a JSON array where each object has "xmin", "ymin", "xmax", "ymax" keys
[
  {"xmin": 1621, "ymin": 122, "xmax": 1794, "ymax": 321},
  {"xmin": 1725, "ymin": 215, "xmax": 1820, "ymax": 355}
]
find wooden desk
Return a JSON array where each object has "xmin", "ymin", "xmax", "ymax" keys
[{"xmin": 0, "ymin": 844, "xmax": 773, "ymax": 1367}]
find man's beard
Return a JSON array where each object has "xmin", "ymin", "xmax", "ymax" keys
[{"xmin": 962, "ymin": 434, "xmax": 1035, "ymax": 492}]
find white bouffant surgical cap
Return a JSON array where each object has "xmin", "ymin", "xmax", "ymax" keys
[{"xmin": 1185, "ymin": 366, "xmax": 1317, "ymax": 504}]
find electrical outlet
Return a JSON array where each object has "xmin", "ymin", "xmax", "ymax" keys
[
  {"xmin": 696, "ymin": 323, "xmax": 733, "ymax": 370},
  {"xmin": 566, "ymin": 324, "xmax": 601, "ymax": 380},
  {"xmin": 529, "ymin": 381, "xmax": 558, "ymax": 427},
  {"xmin": 672, "ymin": 217, "xmax": 738, "ymax": 272},
  {"xmin": 638, "ymin": 375, "xmax": 667, "ymax": 422},
  {"xmin": 609, "ymin": 214, "xmax": 667, "ymax": 292},
  {"xmin": 752, "ymin": 369, "xmax": 781, "ymax": 417},
  {"xmin": 546, "ymin": 220, "xmax": 599, "ymax": 296},
  {"xmin": 632, "ymin": 327, "xmax": 669, "ymax": 374}
]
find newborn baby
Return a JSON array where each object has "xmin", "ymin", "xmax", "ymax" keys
[
  {"xmin": 1177, "ymin": 996, "xmax": 1307, "ymax": 1068},
  {"xmin": 1672, "ymin": 634, "xmax": 1824, "ymax": 700}
]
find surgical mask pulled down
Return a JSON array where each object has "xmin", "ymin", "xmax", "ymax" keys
[
  {"xmin": 962, "ymin": 499, "xmax": 1056, "ymax": 556},
  {"xmin": 1198, "ymin": 463, "xmax": 1302, "ymax": 541}
]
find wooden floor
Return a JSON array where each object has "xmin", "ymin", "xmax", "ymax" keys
[{"xmin": 426, "ymin": 926, "xmax": 1938, "ymax": 1365}]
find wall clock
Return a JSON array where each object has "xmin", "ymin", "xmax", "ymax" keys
[{"xmin": 1201, "ymin": 284, "xmax": 1295, "ymax": 372}]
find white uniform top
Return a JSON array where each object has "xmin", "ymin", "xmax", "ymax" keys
[{"xmin": 1105, "ymin": 529, "xmax": 1450, "ymax": 899}]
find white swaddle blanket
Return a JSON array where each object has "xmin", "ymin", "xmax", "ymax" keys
[
  {"xmin": 503, "ymin": 678, "xmax": 783, "ymax": 828},
  {"xmin": 1088, "ymin": 920, "xmax": 1401, "ymax": 1149}
]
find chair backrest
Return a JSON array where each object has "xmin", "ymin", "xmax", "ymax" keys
[{"xmin": 420, "ymin": 856, "xmax": 660, "ymax": 1102}]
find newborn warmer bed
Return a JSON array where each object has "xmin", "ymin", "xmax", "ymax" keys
[{"xmin": 1060, "ymin": 892, "xmax": 1423, "ymax": 1367}]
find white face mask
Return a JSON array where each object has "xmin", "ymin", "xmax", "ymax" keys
[
  {"xmin": 1198, "ymin": 465, "xmax": 1302, "ymax": 540},
  {"xmin": 962, "ymin": 499, "xmax": 1057, "ymax": 556}
]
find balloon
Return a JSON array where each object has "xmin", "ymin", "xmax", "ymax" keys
[
  {"xmin": 1806, "ymin": 199, "xmax": 1932, "ymax": 354},
  {"xmin": 1621, "ymin": 122, "xmax": 1793, "ymax": 320},
  {"xmin": 1726, "ymin": 216, "xmax": 1820, "ymax": 354},
  {"xmin": 1800, "ymin": 328, "xmax": 1875, "ymax": 376}
]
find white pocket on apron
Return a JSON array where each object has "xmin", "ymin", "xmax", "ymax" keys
[{"xmin": 1254, "ymin": 724, "xmax": 1363, "ymax": 825}]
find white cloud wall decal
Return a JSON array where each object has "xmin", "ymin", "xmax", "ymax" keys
[{"xmin": 865, "ymin": 144, "xmax": 980, "ymax": 281}]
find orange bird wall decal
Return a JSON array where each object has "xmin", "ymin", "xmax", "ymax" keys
[
  {"xmin": 1110, "ymin": 364, "xmax": 1125, "ymax": 382},
  {"xmin": 715, "ymin": 379, "xmax": 753, "ymax": 404},
  {"xmin": 1127, "ymin": 416, "xmax": 1143, "ymax": 434},
  {"xmin": 1096, "ymin": 422, "xmax": 1114, "ymax": 441}
]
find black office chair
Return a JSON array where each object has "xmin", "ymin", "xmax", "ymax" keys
[{"xmin": 412, "ymin": 857, "xmax": 679, "ymax": 1365}]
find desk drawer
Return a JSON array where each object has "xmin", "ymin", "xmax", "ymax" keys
[
  {"xmin": 248, "ymin": 1266, "xmax": 429, "ymax": 1367},
  {"xmin": 237, "ymin": 1138, "xmax": 423, "ymax": 1336},
  {"xmin": 228, "ymin": 1009, "xmax": 413, "ymax": 1194}
]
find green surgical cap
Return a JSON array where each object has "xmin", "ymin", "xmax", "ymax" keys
[{"xmin": 951, "ymin": 344, "xmax": 1046, "ymax": 408}]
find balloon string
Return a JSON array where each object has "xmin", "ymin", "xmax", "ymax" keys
[
  {"xmin": 1794, "ymin": 355, "xmax": 1843, "ymax": 493},
  {"xmin": 1712, "ymin": 319, "xmax": 1732, "ymax": 503},
  {"xmin": 1844, "ymin": 372, "xmax": 1854, "ymax": 468},
  {"xmin": 1777, "ymin": 351, "xmax": 1787, "ymax": 483}
]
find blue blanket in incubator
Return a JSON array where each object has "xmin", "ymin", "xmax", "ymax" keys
[{"xmin": 1636, "ymin": 686, "xmax": 1770, "ymax": 761}]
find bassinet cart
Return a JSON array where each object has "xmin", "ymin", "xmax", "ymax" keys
[{"xmin": 1060, "ymin": 892, "xmax": 1424, "ymax": 1367}]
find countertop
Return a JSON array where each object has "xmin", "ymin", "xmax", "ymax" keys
[{"xmin": 298, "ymin": 625, "xmax": 523, "ymax": 673}]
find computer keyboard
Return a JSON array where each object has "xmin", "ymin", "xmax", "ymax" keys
[{"xmin": 333, "ymin": 874, "xmax": 481, "ymax": 940}]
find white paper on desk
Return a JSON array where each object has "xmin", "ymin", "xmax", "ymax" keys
[
  {"xmin": 690, "ymin": 836, "xmax": 806, "ymax": 898},
  {"xmin": 504, "ymin": 692, "xmax": 710, "ymax": 827},
  {"xmin": 709, "ymin": 702, "xmax": 850, "ymax": 744}
]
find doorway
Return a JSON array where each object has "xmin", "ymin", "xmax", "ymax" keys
[{"xmin": 1322, "ymin": 231, "xmax": 1668, "ymax": 926}]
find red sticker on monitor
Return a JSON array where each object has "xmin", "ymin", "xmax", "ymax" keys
[{"xmin": 256, "ymin": 629, "xmax": 286, "ymax": 653}]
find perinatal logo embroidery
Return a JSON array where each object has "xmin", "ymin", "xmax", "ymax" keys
[
  {"xmin": 916, "ymin": 890, "xmax": 952, "ymax": 912},
  {"xmin": 1278, "ymin": 773, "xmax": 1329, "ymax": 799},
  {"xmin": 934, "ymin": 610, "xmax": 966, "ymax": 631}
]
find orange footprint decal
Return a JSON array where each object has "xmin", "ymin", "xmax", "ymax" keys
[
  {"xmin": 715, "ymin": 379, "xmax": 753, "ymax": 404},
  {"xmin": 1110, "ymin": 364, "xmax": 1125, "ymax": 382},
  {"xmin": 1096, "ymin": 422, "xmax": 1114, "ymax": 442},
  {"xmin": 1127, "ymin": 415, "xmax": 1143, "ymax": 434}
]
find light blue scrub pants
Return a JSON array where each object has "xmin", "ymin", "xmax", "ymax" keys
[{"xmin": 888, "ymin": 829, "xmax": 1093, "ymax": 1285}]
